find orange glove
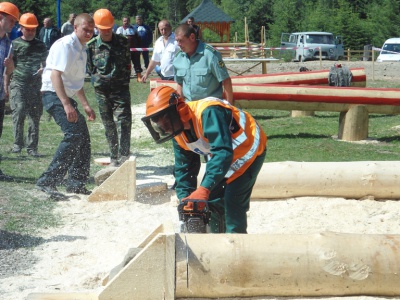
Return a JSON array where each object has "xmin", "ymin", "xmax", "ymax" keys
[{"xmin": 182, "ymin": 186, "xmax": 210, "ymax": 211}]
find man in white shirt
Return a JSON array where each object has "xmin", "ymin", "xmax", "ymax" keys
[
  {"xmin": 36, "ymin": 13, "xmax": 96, "ymax": 198},
  {"xmin": 60, "ymin": 13, "xmax": 76, "ymax": 36},
  {"xmin": 141, "ymin": 20, "xmax": 179, "ymax": 82}
]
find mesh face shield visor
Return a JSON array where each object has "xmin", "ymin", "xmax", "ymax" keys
[{"xmin": 142, "ymin": 104, "xmax": 184, "ymax": 144}]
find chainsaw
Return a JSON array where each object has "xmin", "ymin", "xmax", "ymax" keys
[{"xmin": 177, "ymin": 200, "xmax": 211, "ymax": 233}]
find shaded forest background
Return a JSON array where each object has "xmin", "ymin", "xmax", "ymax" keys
[{"xmin": 9, "ymin": 0, "xmax": 400, "ymax": 50}]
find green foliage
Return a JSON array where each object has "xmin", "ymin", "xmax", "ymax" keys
[{"xmin": 13, "ymin": 0, "xmax": 400, "ymax": 49}]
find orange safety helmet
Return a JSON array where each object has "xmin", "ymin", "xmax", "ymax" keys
[
  {"xmin": 19, "ymin": 13, "xmax": 38, "ymax": 28},
  {"xmin": 142, "ymin": 86, "xmax": 189, "ymax": 144},
  {"xmin": 93, "ymin": 8, "xmax": 114, "ymax": 30},
  {"xmin": 0, "ymin": 2, "xmax": 19, "ymax": 20}
]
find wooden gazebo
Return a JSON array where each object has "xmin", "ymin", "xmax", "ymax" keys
[{"xmin": 181, "ymin": 0, "xmax": 234, "ymax": 42}]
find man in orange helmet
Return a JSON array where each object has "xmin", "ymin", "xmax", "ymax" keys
[
  {"xmin": 142, "ymin": 86, "xmax": 267, "ymax": 233},
  {"xmin": 0, "ymin": 1, "xmax": 19, "ymax": 181},
  {"xmin": 87, "ymin": 9, "xmax": 132, "ymax": 167},
  {"xmin": 8, "ymin": 13, "xmax": 47, "ymax": 157}
]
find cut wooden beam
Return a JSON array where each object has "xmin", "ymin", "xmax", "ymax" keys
[
  {"xmin": 88, "ymin": 156, "xmax": 136, "ymax": 202},
  {"xmin": 175, "ymin": 232, "xmax": 400, "ymax": 298}
]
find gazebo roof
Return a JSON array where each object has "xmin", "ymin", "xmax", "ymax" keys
[{"xmin": 181, "ymin": 0, "xmax": 234, "ymax": 23}]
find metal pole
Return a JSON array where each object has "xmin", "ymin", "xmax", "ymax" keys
[{"xmin": 57, "ymin": 0, "xmax": 61, "ymax": 29}]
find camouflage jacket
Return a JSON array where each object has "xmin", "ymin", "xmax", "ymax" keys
[
  {"xmin": 86, "ymin": 33, "xmax": 131, "ymax": 88},
  {"xmin": 11, "ymin": 37, "xmax": 47, "ymax": 86}
]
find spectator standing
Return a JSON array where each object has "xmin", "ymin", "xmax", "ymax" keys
[
  {"xmin": 87, "ymin": 9, "xmax": 132, "ymax": 167},
  {"xmin": 36, "ymin": 13, "xmax": 96, "ymax": 198},
  {"xmin": 186, "ymin": 16, "xmax": 202, "ymax": 40},
  {"xmin": 8, "ymin": 13, "xmax": 47, "ymax": 157},
  {"xmin": 173, "ymin": 23, "xmax": 232, "ymax": 104},
  {"xmin": 115, "ymin": 16, "xmax": 142, "ymax": 80},
  {"xmin": 132, "ymin": 15, "xmax": 152, "ymax": 70},
  {"xmin": 172, "ymin": 23, "xmax": 233, "ymax": 190},
  {"xmin": 141, "ymin": 19, "xmax": 179, "ymax": 82},
  {"xmin": 0, "ymin": 1, "xmax": 19, "ymax": 182},
  {"xmin": 38, "ymin": 17, "xmax": 60, "ymax": 50},
  {"xmin": 60, "ymin": 13, "xmax": 76, "ymax": 36}
]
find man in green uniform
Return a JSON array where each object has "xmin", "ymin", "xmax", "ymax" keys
[
  {"xmin": 173, "ymin": 23, "xmax": 233, "ymax": 104},
  {"xmin": 87, "ymin": 9, "xmax": 132, "ymax": 166},
  {"xmin": 172, "ymin": 23, "xmax": 233, "ymax": 189},
  {"xmin": 8, "ymin": 13, "xmax": 47, "ymax": 156}
]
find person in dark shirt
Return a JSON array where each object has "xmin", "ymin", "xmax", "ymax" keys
[{"xmin": 38, "ymin": 17, "xmax": 60, "ymax": 50}]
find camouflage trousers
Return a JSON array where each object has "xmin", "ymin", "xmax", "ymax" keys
[
  {"xmin": 95, "ymin": 85, "xmax": 132, "ymax": 160},
  {"xmin": 10, "ymin": 81, "xmax": 43, "ymax": 152}
]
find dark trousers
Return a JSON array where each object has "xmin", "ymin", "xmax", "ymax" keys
[
  {"xmin": 95, "ymin": 85, "xmax": 132, "ymax": 160},
  {"xmin": 141, "ymin": 50, "xmax": 150, "ymax": 69},
  {"xmin": 0, "ymin": 99, "xmax": 4, "ymax": 138},
  {"xmin": 209, "ymin": 148, "xmax": 267, "ymax": 233},
  {"xmin": 10, "ymin": 82, "xmax": 43, "ymax": 151},
  {"xmin": 37, "ymin": 92, "xmax": 91, "ymax": 189},
  {"xmin": 131, "ymin": 52, "xmax": 142, "ymax": 74}
]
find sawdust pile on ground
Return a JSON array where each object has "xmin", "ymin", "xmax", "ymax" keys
[{"xmin": 1, "ymin": 61, "xmax": 400, "ymax": 300}]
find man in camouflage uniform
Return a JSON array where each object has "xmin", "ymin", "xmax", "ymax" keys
[
  {"xmin": 87, "ymin": 9, "xmax": 132, "ymax": 166},
  {"xmin": 9, "ymin": 13, "xmax": 47, "ymax": 156}
]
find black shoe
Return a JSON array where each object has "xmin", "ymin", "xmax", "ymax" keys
[
  {"xmin": 0, "ymin": 170, "xmax": 13, "ymax": 182},
  {"xmin": 11, "ymin": 146, "xmax": 21, "ymax": 153},
  {"xmin": 27, "ymin": 150, "xmax": 41, "ymax": 157},
  {"xmin": 66, "ymin": 186, "xmax": 91, "ymax": 195},
  {"xmin": 170, "ymin": 180, "xmax": 177, "ymax": 190},
  {"xmin": 35, "ymin": 184, "xmax": 67, "ymax": 200}
]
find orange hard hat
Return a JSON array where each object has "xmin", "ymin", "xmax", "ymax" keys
[
  {"xmin": 93, "ymin": 8, "xmax": 114, "ymax": 30},
  {"xmin": 145, "ymin": 86, "xmax": 178, "ymax": 117},
  {"xmin": 0, "ymin": 2, "xmax": 19, "ymax": 20},
  {"xmin": 19, "ymin": 13, "xmax": 38, "ymax": 28}
]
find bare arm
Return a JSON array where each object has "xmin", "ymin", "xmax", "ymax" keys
[
  {"xmin": 177, "ymin": 83, "xmax": 183, "ymax": 99},
  {"xmin": 4, "ymin": 54, "xmax": 14, "ymax": 75},
  {"xmin": 4, "ymin": 73, "xmax": 11, "ymax": 100},
  {"xmin": 50, "ymin": 70, "xmax": 96, "ymax": 123},
  {"xmin": 141, "ymin": 60, "xmax": 159, "ymax": 83},
  {"xmin": 222, "ymin": 77, "xmax": 233, "ymax": 105},
  {"xmin": 76, "ymin": 88, "xmax": 96, "ymax": 121}
]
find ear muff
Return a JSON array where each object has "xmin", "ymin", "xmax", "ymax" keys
[
  {"xmin": 169, "ymin": 93, "xmax": 191, "ymax": 123},
  {"xmin": 177, "ymin": 102, "xmax": 191, "ymax": 123}
]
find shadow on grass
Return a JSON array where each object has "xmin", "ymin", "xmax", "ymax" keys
[
  {"xmin": 268, "ymin": 133, "xmax": 330, "ymax": 139},
  {"xmin": 377, "ymin": 136, "xmax": 400, "ymax": 143}
]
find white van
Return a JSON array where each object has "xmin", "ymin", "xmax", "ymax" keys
[
  {"xmin": 281, "ymin": 32, "xmax": 344, "ymax": 62},
  {"xmin": 376, "ymin": 38, "xmax": 400, "ymax": 62}
]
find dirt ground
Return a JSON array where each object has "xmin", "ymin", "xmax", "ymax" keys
[{"xmin": 1, "ymin": 61, "xmax": 400, "ymax": 300}]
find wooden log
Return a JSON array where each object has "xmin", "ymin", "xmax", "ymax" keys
[
  {"xmin": 175, "ymin": 232, "xmax": 400, "ymax": 298},
  {"xmin": 149, "ymin": 68, "xmax": 366, "ymax": 90},
  {"xmin": 198, "ymin": 161, "xmax": 400, "ymax": 199},
  {"xmin": 28, "ymin": 229, "xmax": 400, "ymax": 299},
  {"xmin": 230, "ymin": 68, "xmax": 366, "ymax": 87},
  {"xmin": 339, "ymin": 105, "xmax": 369, "ymax": 141},
  {"xmin": 233, "ymin": 84, "xmax": 400, "ymax": 107}
]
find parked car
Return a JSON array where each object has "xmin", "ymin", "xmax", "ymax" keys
[
  {"xmin": 281, "ymin": 31, "xmax": 344, "ymax": 62},
  {"xmin": 376, "ymin": 38, "xmax": 400, "ymax": 62}
]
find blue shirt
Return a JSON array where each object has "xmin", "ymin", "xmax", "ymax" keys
[
  {"xmin": 0, "ymin": 35, "xmax": 11, "ymax": 100},
  {"xmin": 173, "ymin": 40, "xmax": 230, "ymax": 101}
]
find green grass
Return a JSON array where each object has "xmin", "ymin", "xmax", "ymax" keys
[{"xmin": 0, "ymin": 76, "xmax": 399, "ymax": 233}]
